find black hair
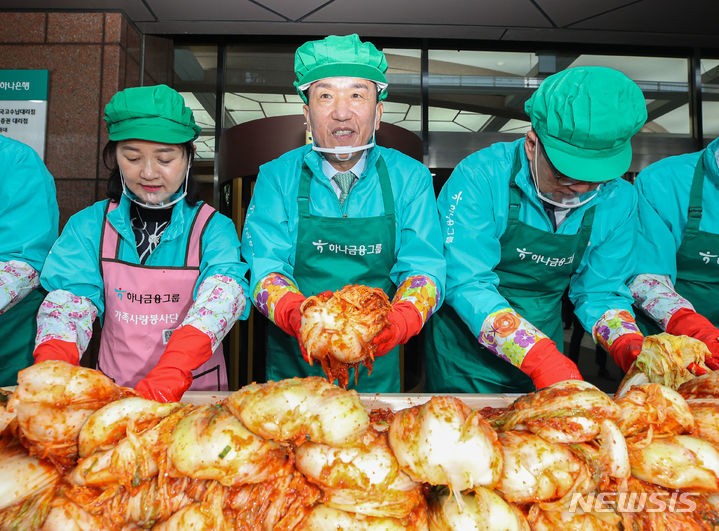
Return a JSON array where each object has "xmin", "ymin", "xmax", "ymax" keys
[{"xmin": 104, "ymin": 140, "xmax": 199, "ymax": 206}]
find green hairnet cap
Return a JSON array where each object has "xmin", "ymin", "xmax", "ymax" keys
[
  {"xmin": 294, "ymin": 34, "xmax": 388, "ymax": 103},
  {"xmin": 104, "ymin": 84, "xmax": 201, "ymax": 143},
  {"xmin": 525, "ymin": 66, "xmax": 647, "ymax": 182}
]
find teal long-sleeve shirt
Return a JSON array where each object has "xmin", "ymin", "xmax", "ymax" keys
[
  {"xmin": 634, "ymin": 137, "xmax": 719, "ymax": 282},
  {"xmin": 241, "ymin": 144, "xmax": 446, "ymax": 302},
  {"xmin": 41, "ymin": 194, "xmax": 250, "ymax": 323},
  {"xmin": 438, "ymin": 138, "xmax": 638, "ymax": 338},
  {"xmin": 0, "ymin": 135, "xmax": 58, "ymax": 271}
]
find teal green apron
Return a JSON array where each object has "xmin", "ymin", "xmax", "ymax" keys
[
  {"xmin": 265, "ymin": 155, "xmax": 400, "ymax": 392},
  {"xmin": 637, "ymin": 158, "xmax": 719, "ymax": 334},
  {"xmin": 425, "ymin": 154, "xmax": 595, "ymax": 393},
  {"xmin": 0, "ymin": 288, "xmax": 44, "ymax": 386}
]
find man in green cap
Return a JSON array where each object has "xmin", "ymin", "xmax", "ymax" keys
[
  {"xmin": 241, "ymin": 34, "xmax": 445, "ymax": 392},
  {"xmin": 424, "ymin": 66, "xmax": 648, "ymax": 393}
]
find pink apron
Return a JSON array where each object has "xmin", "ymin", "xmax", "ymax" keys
[{"xmin": 97, "ymin": 201, "xmax": 228, "ymax": 391}]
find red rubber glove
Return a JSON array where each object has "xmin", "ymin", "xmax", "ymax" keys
[
  {"xmin": 608, "ymin": 333, "xmax": 644, "ymax": 372},
  {"xmin": 667, "ymin": 308, "xmax": 719, "ymax": 370},
  {"xmin": 135, "ymin": 325, "xmax": 211, "ymax": 403},
  {"xmin": 372, "ymin": 301, "xmax": 424, "ymax": 357},
  {"xmin": 33, "ymin": 339, "xmax": 79, "ymax": 365},
  {"xmin": 520, "ymin": 337, "xmax": 583, "ymax": 390},
  {"xmin": 274, "ymin": 291, "xmax": 309, "ymax": 362}
]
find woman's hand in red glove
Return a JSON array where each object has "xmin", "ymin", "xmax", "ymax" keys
[{"xmin": 134, "ymin": 325, "xmax": 211, "ymax": 403}]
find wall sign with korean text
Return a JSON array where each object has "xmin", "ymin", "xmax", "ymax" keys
[{"xmin": 0, "ymin": 69, "xmax": 49, "ymax": 160}]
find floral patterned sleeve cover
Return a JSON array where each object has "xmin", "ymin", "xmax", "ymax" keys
[
  {"xmin": 628, "ymin": 273, "xmax": 694, "ymax": 330},
  {"xmin": 181, "ymin": 274, "xmax": 247, "ymax": 351},
  {"xmin": 35, "ymin": 289, "xmax": 98, "ymax": 354},
  {"xmin": 592, "ymin": 308, "xmax": 643, "ymax": 352},
  {"xmin": 0, "ymin": 260, "xmax": 40, "ymax": 315},
  {"xmin": 393, "ymin": 274, "xmax": 439, "ymax": 326},
  {"xmin": 253, "ymin": 273, "xmax": 302, "ymax": 323},
  {"xmin": 478, "ymin": 308, "xmax": 549, "ymax": 367}
]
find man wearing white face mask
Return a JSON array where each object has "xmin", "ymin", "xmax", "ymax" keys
[
  {"xmin": 241, "ymin": 34, "xmax": 445, "ymax": 392},
  {"xmin": 424, "ymin": 66, "xmax": 648, "ymax": 393}
]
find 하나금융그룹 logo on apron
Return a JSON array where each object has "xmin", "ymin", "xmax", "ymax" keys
[
  {"xmin": 114, "ymin": 289, "xmax": 182, "ymax": 304},
  {"xmin": 516, "ymin": 248, "xmax": 575, "ymax": 268},
  {"xmin": 312, "ymin": 240, "xmax": 384, "ymax": 256}
]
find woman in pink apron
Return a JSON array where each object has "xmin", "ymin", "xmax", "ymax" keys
[{"xmin": 33, "ymin": 85, "xmax": 249, "ymax": 402}]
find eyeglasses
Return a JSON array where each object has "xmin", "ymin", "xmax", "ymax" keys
[{"xmin": 538, "ymin": 141, "xmax": 608, "ymax": 188}]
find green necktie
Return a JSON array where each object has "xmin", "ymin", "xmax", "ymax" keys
[{"xmin": 333, "ymin": 171, "xmax": 356, "ymax": 206}]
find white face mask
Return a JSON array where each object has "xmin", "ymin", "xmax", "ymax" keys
[
  {"xmin": 121, "ymin": 161, "xmax": 190, "ymax": 210},
  {"xmin": 530, "ymin": 143, "xmax": 598, "ymax": 209},
  {"xmin": 307, "ymin": 105, "xmax": 379, "ymax": 162}
]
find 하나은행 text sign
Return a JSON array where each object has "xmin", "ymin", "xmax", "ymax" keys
[{"xmin": 0, "ymin": 69, "xmax": 49, "ymax": 160}]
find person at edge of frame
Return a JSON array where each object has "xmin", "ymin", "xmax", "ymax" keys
[
  {"xmin": 0, "ymin": 134, "xmax": 58, "ymax": 386},
  {"xmin": 630, "ymin": 134, "xmax": 719, "ymax": 372}
]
